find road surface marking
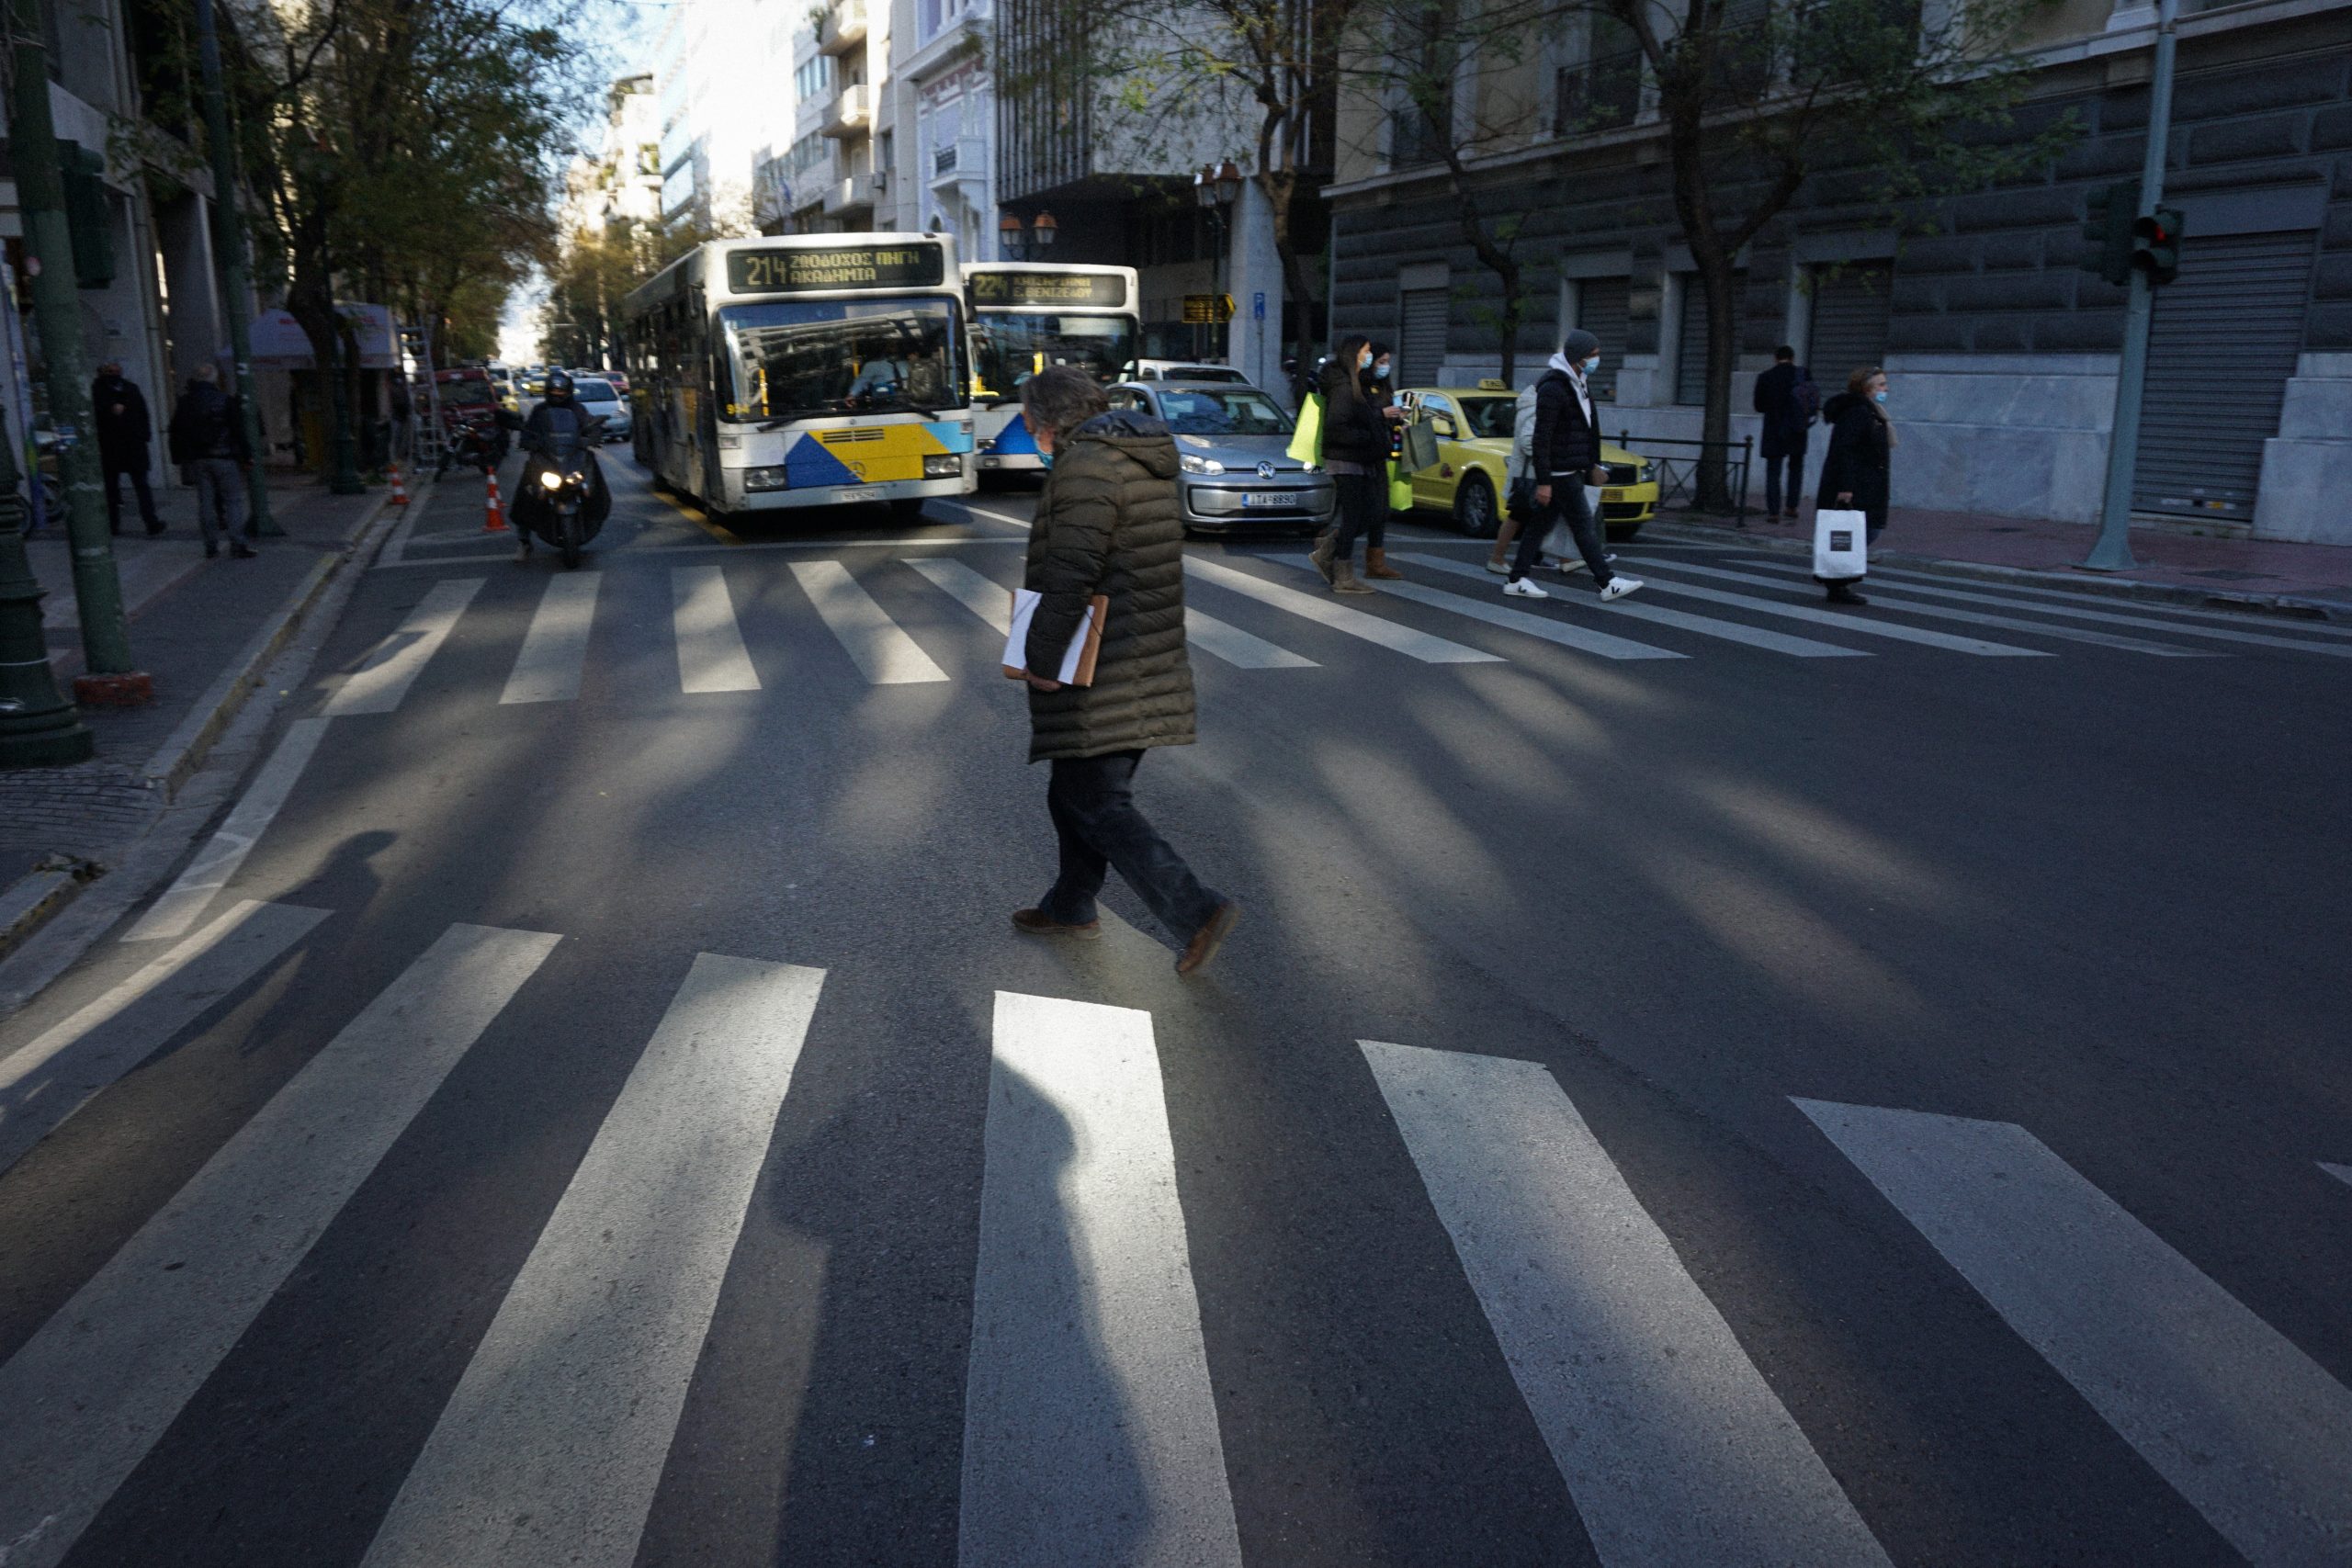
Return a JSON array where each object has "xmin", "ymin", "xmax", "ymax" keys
[
  {"xmin": 2323, "ymin": 1162, "xmax": 2351, "ymax": 1188},
  {"xmin": 1625, "ymin": 558, "xmax": 2219, "ymax": 656},
  {"xmin": 1185, "ymin": 556, "xmax": 1503, "ymax": 665},
  {"xmin": 1273, "ymin": 557, "xmax": 1684, "ymax": 660},
  {"xmin": 500, "ymin": 571, "xmax": 604, "ymax": 704},
  {"xmin": 1606, "ymin": 570, "xmax": 2047, "ymax": 656},
  {"xmin": 960, "ymin": 992, "xmax": 1243, "ymax": 1568},
  {"xmin": 126, "ymin": 720, "xmax": 334, "ymax": 942},
  {"xmin": 1397, "ymin": 552, "xmax": 1871, "ymax": 657},
  {"xmin": 938, "ymin": 498, "xmax": 1035, "ymax": 531},
  {"xmin": 0, "ymin": 900, "xmax": 330, "ymax": 1175},
  {"xmin": 1725, "ymin": 558, "xmax": 2352, "ymax": 658},
  {"xmin": 671, "ymin": 564, "xmax": 761, "ymax": 693},
  {"xmin": 905, "ymin": 557, "xmax": 1317, "ymax": 669},
  {"xmin": 789, "ymin": 559, "xmax": 951, "ymax": 684},
  {"xmin": 1365, "ymin": 1043, "xmax": 1892, "ymax": 1568},
  {"xmin": 1829, "ymin": 560, "xmax": 2352, "ymax": 640},
  {"xmin": 0, "ymin": 924, "xmax": 557, "ymax": 1568},
  {"xmin": 322, "ymin": 577, "xmax": 485, "ymax": 714},
  {"xmin": 361, "ymin": 954, "xmax": 825, "ymax": 1568},
  {"xmin": 903, "ymin": 556, "xmax": 1015, "ymax": 632},
  {"xmin": 1796, "ymin": 1099, "xmax": 2352, "ymax": 1567}
]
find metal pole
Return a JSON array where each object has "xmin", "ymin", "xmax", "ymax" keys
[
  {"xmin": 0, "ymin": 417, "xmax": 93, "ymax": 765},
  {"xmin": 7, "ymin": 0, "xmax": 141, "ymax": 682},
  {"xmin": 2084, "ymin": 0, "xmax": 2178, "ymax": 573},
  {"xmin": 191, "ymin": 0, "xmax": 281, "ymax": 535}
]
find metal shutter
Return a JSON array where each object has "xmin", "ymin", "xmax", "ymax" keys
[
  {"xmin": 2132, "ymin": 231, "xmax": 2314, "ymax": 522},
  {"xmin": 1575, "ymin": 277, "xmax": 1629, "ymax": 403},
  {"xmin": 1676, "ymin": 272, "xmax": 1745, "ymax": 405},
  {"xmin": 1806, "ymin": 263, "xmax": 1892, "ymax": 388},
  {"xmin": 1398, "ymin": 288, "xmax": 1450, "ymax": 387}
]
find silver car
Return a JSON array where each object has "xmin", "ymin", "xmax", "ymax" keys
[
  {"xmin": 572, "ymin": 376, "xmax": 632, "ymax": 444},
  {"xmin": 1107, "ymin": 380, "xmax": 1335, "ymax": 536}
]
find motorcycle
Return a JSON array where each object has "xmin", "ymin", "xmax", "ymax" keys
[
  {"xmin": 513, "ymin": 412, "xmax": 610, "ymax": 570},
  {"xmin": 437, "ymin": 412, "xmax": 515, "ymax": 477}
]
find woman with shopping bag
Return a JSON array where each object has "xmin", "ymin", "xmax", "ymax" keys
[
  {"xmin": 1812, "ymin": 367, "xmax": 1894, "ymax": 605},
  {"xmin": 1309, "ymin": 335, "xmax": 1400, "ymax": 595}
]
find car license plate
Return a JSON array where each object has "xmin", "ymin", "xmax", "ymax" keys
[{"xmin": 1242, "ymin": 492, "xmax": 1287, "ymax": 507}]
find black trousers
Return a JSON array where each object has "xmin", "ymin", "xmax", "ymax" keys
[
  {"xmin": 1762, "ymin": 445, "xmax": 1805, "ymax": 515},
  {"xmin": 103, "ymin": 460, "xmax": 160, "ymax": 531},
  {"xmin": 1329, "ymin": 469, "xmax": 1385, "ymax": 558},
  {"xmin": 1041, "ymin": 750, "xmax": 1221, "ymax": 940},
  {"xmin": 1512, "ymin": 479, "xmax": 1613, "ymax": 585}
]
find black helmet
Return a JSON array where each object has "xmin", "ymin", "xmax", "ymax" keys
[{"xmin": 544, "ymin": 368, "xmax": 574, "ymax": 400}]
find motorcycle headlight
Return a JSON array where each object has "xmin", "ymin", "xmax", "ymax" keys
[
  {"xmin": 1179, "ymin": 453, "xmax": 1225, "ymax": 475},
  {"xmin": 923, "ymin": 453, "xmax": 963, "ymax": 478},
  {"xmin": 538, "ymin": 468, "xmax": 564, "ymax": 490}
]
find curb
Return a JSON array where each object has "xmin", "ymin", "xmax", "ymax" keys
[
  {"xmin": 1643, "ymin": 518, "xmax": 2350, "ymax": 621},
  {"xmin": 0, "ymin": 868, "xmax": 78, "ymax": 963}
]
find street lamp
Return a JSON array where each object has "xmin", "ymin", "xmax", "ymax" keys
[
  {"xmin": 998, "ymin": 211, "xmax": 1058, "ymax": 261},
  {"xmin": 1192, "ymin": 162, "xmax": 1243, "ymax": 358}
]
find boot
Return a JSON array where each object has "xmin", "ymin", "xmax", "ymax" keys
[
  {"xmin": 1309, "ymin": 528, "xmax": 1338, "ymax": 584},
  {"xmin": 1331, "ymin": 557, "xmax": 1375, "ymax": 594},
  {"xmin": 1825, "ymin": 581, "xmax": 1868, "ymax": 606},
  {"xmin": 1364, "ymin": 546, "xmax": 1403, "ymax": 580}
]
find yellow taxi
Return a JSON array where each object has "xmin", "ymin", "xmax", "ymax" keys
[{"xmin": 1396, "ymin": 381, "xmax": 1660, "ymax": 539}]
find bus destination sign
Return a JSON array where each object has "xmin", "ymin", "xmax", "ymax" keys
[
  {"xmin": 727, "ymin": 243, "xmax": 946, "ymax": 294},
  {"xmin": 970, "ymin": 271, "xmax": 1128, "ymax": 308}
]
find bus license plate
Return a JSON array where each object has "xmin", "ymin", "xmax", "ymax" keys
[{"xmin": 1243, "ymin": 492, "xmax": 1287, "ymax": 507}]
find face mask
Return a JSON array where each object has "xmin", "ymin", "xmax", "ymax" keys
[
  {"xmin": 1039, "ymin": 450, "xmax": 1055, "ymax": 469},
  {"xmin": 1358, "ymin": 353, "xmax": 1372, "ymax": 371},
  {"xmin": 1374, "ymin": 363, "xmax": 1390, "ymax": 380},
  {"xmin": 1584, "ymin": 357, "xmax": 1600, "ymax": 375},
  {"xmin": 1872, "ymin": 390, "xmax": 1888, "ymax": 404}
]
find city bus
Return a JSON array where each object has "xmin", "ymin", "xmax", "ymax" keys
[
  {"xmin": 962, "ymin": 263, "xmax": 1140, "ymax": 473},
  {"xmin": 621, "ymin": 233, "xmax": 976, "ymax": 519}
]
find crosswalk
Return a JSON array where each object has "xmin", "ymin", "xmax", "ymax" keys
[
  {"xmin": 308, "ymin": 549, "xmax": 2351, "ymax": 715},
  {"xmin": 4, "ymin": 908, "xmax": 2348, "ymax": 1567}
]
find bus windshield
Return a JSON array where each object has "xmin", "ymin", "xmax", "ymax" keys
[
  {"xmin": 971, "ymin": 311, "xmax": 1136, "ymax": 398},
  {"xmin": 718, "ymin": 297, "xmax": 965, "ymax": 422}
]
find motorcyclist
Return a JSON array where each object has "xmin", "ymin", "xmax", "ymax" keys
[{"xmin": 514, "ymin": 369, "xmax": 607, "ymax": 562}]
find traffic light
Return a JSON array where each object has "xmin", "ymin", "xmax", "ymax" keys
[
  {"xmin": 2080, "ymin": 181, "xmax": 2136, "ymax": 288},
  {"xmin": 2131, "ymin": 206, "xmax": 2185, "ymax": 286}
]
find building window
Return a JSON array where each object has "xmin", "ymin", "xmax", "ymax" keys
[
  {"xmin": 1555, "ymin": 14, "xmax": 1642, "ymax": 137},
  {"xmin": 796, "ymin": 55, "xmax": 833, "ymax": 101}
]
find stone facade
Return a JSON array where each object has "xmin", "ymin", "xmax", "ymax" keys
[{"xmin": 1323, "ymin": 3, "xmax": 2352, "ymax": 541}]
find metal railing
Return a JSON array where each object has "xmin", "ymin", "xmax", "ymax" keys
[
  {"xmin": 1619, "ymin": 431, "xmax": 1754, "ymax": 526},
  {"xmin": 1555, "ymin": 47, "xmax": 1644, "ymax": 136}
]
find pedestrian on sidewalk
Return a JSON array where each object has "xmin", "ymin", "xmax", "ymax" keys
[
  {"xmin": 1309, "ymin": 335, "xmax": 1396, "ymax": 595},
  {"xmin": 1504, "ymin": 332, "xmax": 1642, "ymax": 604},
  {"xmin": 167, "ymin": 365, "xmax": 256, "ymax": 560},
  {"xmin": 1751, "ymin": 345, "xmax": 1815, "ymax": 524},
  {"xmin": 1814, "ymin": 367, "xmax": 1894, "ymax": 604},
  {"xmin": 1360, "ymin": 341, "xmax": 1405, "ymax": 580},
  {"xmin": 1010, "ymin": 365, "xmax": 1240, "ymax": 976},
  {"xmin": 91, "ymin": 360, "xmax": 164, "ymax": 537}
]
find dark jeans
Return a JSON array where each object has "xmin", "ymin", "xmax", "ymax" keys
[
  {"xmin": 1329, "ymin": 468, "xmax": 1385, "ymax": 558},
  {"xmin": 190, "ymin": 458, "xmax": 246, "ymax": 548},
  {"xmin": 1041, "ymin": 750, "xmax": 1222, "ymax": 940},
  {"xmin": 1512, "ymin": 478, "xmax": 1612, "ymax": 586},
  {"xmin": 1762, "ymin": 446, "xmax": 1804, "ymax": 515},
  {"xmin": 104, "ymin": 461, "xmax": 159, "ymax": 531}
]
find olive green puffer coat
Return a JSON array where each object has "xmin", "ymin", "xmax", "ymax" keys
[{"xmin": 1022, "ymin": 412, "xmax": 1197, "ymax": 762}]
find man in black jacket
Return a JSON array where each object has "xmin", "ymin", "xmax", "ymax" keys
[
  {"xmin": 1751, "ymin": 346, "xmax": 1814, "ymax": 523},
  {"xmin": 1010, "ymin": 366, "xmax": 1238, "ymax": 976},
  {"xmin": 91, "ymin": 361, "xmax": 163, "ymax": 536},
  {"xmin": 1508, "ymin": 331, "xmax": 1643, "ymax": 602},
  {"xmin": 166, "ymin": 365, "xmax": 256, "ymax": 559}
]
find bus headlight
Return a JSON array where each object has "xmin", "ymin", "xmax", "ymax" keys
[
  {"xmin": 742, "ymin": 466, "xmax": 789, "ymax": 491},
  {"xmin": 923, "ymin": 454, "xmax": 963, "ymax": 478}
]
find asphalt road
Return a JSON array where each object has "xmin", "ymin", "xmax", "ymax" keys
[{"xmin": 3, "ymin": 447, "xmax": 2348, "ymax": 1568}]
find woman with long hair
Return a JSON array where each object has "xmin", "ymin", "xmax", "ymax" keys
[{"xmin": 1309, "ymin": 333, "xmax": 1394, "ymax": 594}]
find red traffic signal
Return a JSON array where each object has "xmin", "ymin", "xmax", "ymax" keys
[{"xmin": 2130, "ymin": 207, "xmax": 2184, "ymax": 285}]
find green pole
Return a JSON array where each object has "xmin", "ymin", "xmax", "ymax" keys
[
  {"xmin": 2084, "ymin": 0, "xmax": 2178, "ymax": 573},
  {"xmin": 0, "ymin": 414, "xmax": 93, "ymax": 766},
  {"xmin": 191, "ymin": 0, "xmax": 280, "ymax": 536},
  {"xmin": 8, "ymin": 0, "xmax": 141, "ymax": 683},
  {"xmin": 327, "ymin": 318, "xmax": 364, "ymax": 494}
]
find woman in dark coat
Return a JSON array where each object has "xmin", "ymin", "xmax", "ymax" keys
[
  {"xmin": 1308, "ymin": 333, "xmax": 1393, "ymax": 594},
  {"xmin": 1359, "ymin": 340, "xmax": 1404, "ymax": 579},
  {"xmin": 1012, "ymin": 365, "xmax": 1238, "ymax": 974},
  {"xmin": 1814, "ymin": 366, "xmax": 1894, "ymax": 604}
]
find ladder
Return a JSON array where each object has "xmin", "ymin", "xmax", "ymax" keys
[{"xmin": 398, "ymin": 319, "xmax": 447, "ymax": 470}]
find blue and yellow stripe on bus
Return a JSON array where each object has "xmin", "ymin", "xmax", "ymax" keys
[{"xmin": 781, "ymin": 421, "xmax": 977, "ymax": 488}]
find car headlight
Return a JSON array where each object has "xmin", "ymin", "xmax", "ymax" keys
[
  {"xmin": 924, "ymin": 453, "xmax": 963, "ymax": 478},
  {"xmin": 537, "ymin": 468, "xmax": 564, "ymax": 490},
  {"xmin": 742, "ymin": 465, "xmax": 789, "ymax": 491},
  {"xmin": 1179, "ymin": 453, "xmax": 1226, "ymax": 475}
]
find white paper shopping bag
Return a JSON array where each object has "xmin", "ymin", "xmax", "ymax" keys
[{"xmin": 1814, "ymin": 508, "xmax": 1869, "ymax": 581}]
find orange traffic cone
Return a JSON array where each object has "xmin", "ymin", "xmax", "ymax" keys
[
  {"xmin": 482, "ymin": 469, "xmax": 508, "ymax": 533},
  {"xmin": 387, "ymin": 463, "xmax": 409, "ymax": 506}
]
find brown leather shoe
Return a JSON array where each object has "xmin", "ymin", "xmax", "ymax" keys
[
  {"xmin": 1175, "ymin": 900, "xmax": 1240, "ymax": 976},
  {"xmin": 1012, "ymin": 908, "xmax": 1101, "ymax": 940},
  {"xmin": 1364, "ymin": 547, "xmax": 1403, "ymax": 580}
]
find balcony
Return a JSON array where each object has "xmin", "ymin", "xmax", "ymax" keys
[
  {"xmin": 818, "ymin": 0, "xmax": 866, "ymax": 56},
  {"xmin": 822, "ymin": 82, "xmax": 872, "ymax": 140},
  {"xmin": 930, "ymin": 136, "xmax": 988, "ymax": 188},
  {"xmin": 1554, "ymin": 48, "xmax": 1644, "ymax": 138},
  {"xmin": 821, "ymin": 173, "xmax": 876, "ymax": 216}
]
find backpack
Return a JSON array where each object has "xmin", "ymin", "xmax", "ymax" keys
[{"xmin": 1792, "ymin": 370, "xmax": 1822, "ymax": 427}]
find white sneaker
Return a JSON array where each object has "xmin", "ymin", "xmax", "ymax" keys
[
  {"xmin": 1484, "ymin": 558, "xmax": 1510, "ymax": 575},
  {"xmin": 1555, "ymin": 551, "xmax": 1619, "ymax": 576},
  {"xmin": 1503, "ymin": 577, "xmax": 1550, "ymax": 599},
  {"xmin": 1600, "ymin": 576, "xmax": 1644, "ymax": 602}
]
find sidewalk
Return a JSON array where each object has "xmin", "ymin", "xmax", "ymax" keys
[
  {"xmin": 1651, "ymin": 506, "xmax": 2352, "ymax": 617},
  {"xmin": 1, "ymin": 469, "xmax": 398, "ymax": 902}
]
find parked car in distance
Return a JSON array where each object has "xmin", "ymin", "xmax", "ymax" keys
[
  {"xmin": 1133, "ymin": 360, "xmax": 1249, "ymax": 384},
  {"xmin": 1106, "ymin": 379, "xmax": 1334, "ymax": 536},
  {"xmin": 571, "ymin": 376, "xmax": 632, "ymax": 444},
  {"xmin": 1395, "ymin": 380, "xmax": 1660, "ymax": 539}
]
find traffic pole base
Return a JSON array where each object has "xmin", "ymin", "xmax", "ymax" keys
[
  {"xmin": 0, "ymin": 719, "xmax": 96, "ymax": 768},
  {"xmin": 72, "ymin": 671, "xmax": 156, "ymax": 707}
]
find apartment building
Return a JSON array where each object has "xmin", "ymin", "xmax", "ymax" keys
[
  {"xmin": 781, "ymin": 0, "xmax": 893, "ymax": 233},
  {"xmin": 1327, "ymin": 0, "xmax": 2352, "ymax": 541},
  {"xmin": 880, "ymin": 0, "xmax": 998, "ymax": 259}
]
